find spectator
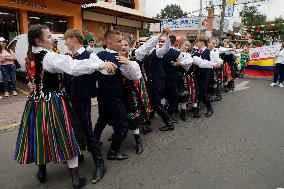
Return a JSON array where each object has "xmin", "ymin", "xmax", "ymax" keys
[
  {"xmin": 51, "ymin": 39, "xmax": 60, "ymax": 54},
  {"xmin": 0, "ymin": 37, "xmax": 17, "ymax": 97},
  {"xmin": 86, "ymin": 39, "xmax": 96, "ymax": 53},
  {"xmin": 271, "ymin": 42, "xmax": 284, "ymax": 87}
]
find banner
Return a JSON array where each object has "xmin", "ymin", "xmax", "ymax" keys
[
  {"xmin": 249, "ymin": 44, "xmax": 281, "ymax": 60},
  {"xmin": 149, "ymin": 16, "xmax": 229, "ymax": 32}
]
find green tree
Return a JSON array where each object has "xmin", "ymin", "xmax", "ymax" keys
[
  {"xmin": 265, "ymin": 17, "xmax": 284, "ymax": 43},
  {"xmin": 139, "ymin": 24, "xmax": 153, "ymax": 37},
  {"xmin": 156, "ymin": 4, "xmax": 188, "ymax": 19},
  {"xmin": 240, "ymin": 6, "xmax": 267, "ymax": 40}
]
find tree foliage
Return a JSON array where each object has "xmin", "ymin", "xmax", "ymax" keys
[
  {"xmin": 241, "ymin": 6, "xmax": 283, "ymax": 42},
  {"xmin": 156, "ymin": 4, "xmax": 188, "ymax": 19}
]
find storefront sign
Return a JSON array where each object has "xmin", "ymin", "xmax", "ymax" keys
[{"xmin": 10, "ymin": 0, "xmax": 47, "ymax": 9}]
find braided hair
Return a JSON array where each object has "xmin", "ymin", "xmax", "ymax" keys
[{"xmin": 26, "ymin": 24, "xmax": 49, "ymax": 66}]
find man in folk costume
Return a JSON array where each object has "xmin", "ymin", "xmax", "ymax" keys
[
  {"xmin": 140, "ymin": 31, "xmax": 182, "ymax": 131},
  {"xmin": 192, "ymin": 37, "xmax": 214, "ymax": 117},
  {"xmin": 163, "ymin": 35, "xmax": 183, "ymax": 123},
  {"xmin": 63, "ymin": 29, "xmax": 106, "ymax": 184},
  {"xmin": 93, "ymin": 30, "xmax": 142, "ymax": 160}
]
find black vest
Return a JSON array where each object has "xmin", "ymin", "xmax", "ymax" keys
[
  {"xmin": 163, "ymin": 48, "xmax": 181, "ymax": 80},
  {"xmin": 64, "ymin": 50, "xmax": 97, "ymax": 101},
  {"xmin": 193, "ymin": 48, "xmax": 211, "ymax": 75},
  {"xmin": 144, "ymin": 49, "xmax": 166, "ymax": 80},
  {"xmin": 96, "ymin": 51, "xmax": 124, "ymax": 97}
]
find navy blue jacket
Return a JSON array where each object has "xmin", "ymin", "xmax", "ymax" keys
[
  {"xmin": 96, "ymin": 51, "xmax": 124, "ymax": 97},
  {"xmin": 163, "ymin": 48, "xmax": 181, "ymax": 80},
  {"xmin": 64, "ymin": 50, "xmax": 97, "ymax": 102},
  {"xmin": 144, "ymin": 49, "xmax": 166, "ymax": 80}
]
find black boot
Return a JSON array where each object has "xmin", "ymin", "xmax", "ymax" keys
[
  {"xmin": 193, "ymin": 107, "xmax": 201, "ymax": 118},
  {"xmin": 91, "ymin": 153, "xmax": 106, "ymax": 184},
  {"xmin": 107, "ymin": 150, "xmax": 128, "ymax": 161},
  {"xmin": 36, "ymin": 164, "xmax": 47, "ymax": 183},
  {"xmin": 159, "ymin": 121, "xmax": 174, "ymax": 131},
  {"xmin": 78, "ymin": 154, "xmax": 85, "ymax": 163},
  {"xmin": 142, "ymin": 121, "xmax": 153, "ymax": 135},
  {"xmin": 133, "ymin": 134, "xmax": 143, "ymax": 154},
  {"xmin": 180, "ymin": 109, "xmax": 187, "ymax": 121},
  {"xmin": 205, "ymin": 108, "xmax": 214, "ymax": 117},
  {"xmin": 69, "ymin": 167, "xmax": 86, "ymax": 189},
  {"xmin": 168, "ymin": 112, "xmax": 178, "ymax": 123}
]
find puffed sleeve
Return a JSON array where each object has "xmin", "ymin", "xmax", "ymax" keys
[
  {"xmin": 135, "ymin": 35, "xmax": 160, "ymax": 61},
  {"xmin": 156, "ymin": 36, "xmax": 171, "ymax": 58},
  {"xmin": 120, "ymin": 61, "xmax": 142, "ymax": 80},
  {"xmin": 193, "ymin": 56, "xmax": 213, "ymax": 68},
  {"xmin": 210, "ymin": 50, "xmax": 223, "ymax": 67},
  {"xmin": 179, "ymin": 52, "xmax": 193, "ymax": 71},
  {"xmin": 42, "ymin": 52, "xmax": 103, "ymax": 76}
]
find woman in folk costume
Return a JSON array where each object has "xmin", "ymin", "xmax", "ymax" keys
[
  {"xmin": 221, "ymin": 39, "xmax": 238, "ymax": 92},
  {"xmin": 172, "ymin": 40, "xmax": 193, "ymax": 121},
  {"xmin": 14, "ymin": 25, "xmax": 116, "ymax": 189},
  {"xmin": 118, "ymin": 33, "xmax": 145, "ymax": 154}
]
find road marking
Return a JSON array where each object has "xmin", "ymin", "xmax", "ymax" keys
[
  {"xmin": 0, "ymin": 122, "xmax": 20, "ymax": 132},
  {"xmin": 230, "ymin": 81, "xmax": 250, "ymax": 92}
]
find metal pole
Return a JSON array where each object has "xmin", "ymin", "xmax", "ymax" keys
[
  {"xmin": 218, "ymin": 0, "xmax": 226, "ymax": 40},
  {"xmin": 197, "ymin": 0, "xmax": 203, "ymax": 36}
]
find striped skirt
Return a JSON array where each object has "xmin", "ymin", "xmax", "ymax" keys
[{"xmin": 14, "ymin": 92, "xmax": 81, "ymax": 165}]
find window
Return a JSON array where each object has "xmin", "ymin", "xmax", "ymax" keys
[
  {"xmin": 116, "ymin": 0, "xmax": 135, "ymax": 9},
  {"xmin": 0, "ymin": 8, "xmax": 19, "ymax": 43},
  {"xmin": 28, "ymin": 12, "xmax": 67, "ymax": 34}
]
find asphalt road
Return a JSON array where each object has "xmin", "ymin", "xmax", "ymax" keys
[{"xmin": 0, "ymin": 77, "xmax": 284, "ymax": 189}]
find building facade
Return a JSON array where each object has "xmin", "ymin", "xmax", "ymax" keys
[
  {"xmin": 0, "ymin": 0, "xmax": 92, "ymax": 42},
  {"xmin": 82, "ymin": 0, "xmax": 158, "ymax": 46}
]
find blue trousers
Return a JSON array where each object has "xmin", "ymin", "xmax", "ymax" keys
[{"xmin": 0, "ymin": 64, "xmax": 16, "ymax": 92}]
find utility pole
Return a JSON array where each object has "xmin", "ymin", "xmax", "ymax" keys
[
  {"xmin": 218, "ymin": 0, "xmax": 226, "ymax": 40},
  {"xmin": 197, "ymin": 0, "xmax": 203, "ymax": 36}
]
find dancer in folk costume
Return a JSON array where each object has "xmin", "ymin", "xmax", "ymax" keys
[
  {"xmin": 135, "ymin": 28, "xmax": 179, "ymax": 132},
  {"xmin": 63, "ymin": 29, "xmax": 106, "ymax": 184},
  {"xmin": 193, "ymin": 38, "xmax": 224, "ymax": 109},
  {"xmin": 117, "ymin": 33, "xmax": 146, "ymax": 154},
  {"xmin": 221, "ymin": 39, "xmax": 238, "ymax": 92},
  {"xmin": 14, "ymin": 25, "xmax": 116, "ymax": 189},
  {"xmin": 172, "ymin": 40, "xmax": 193, "ymax": 121},
  {"xmin": 93, "ymin": 30, "xmax": 142, "ymax": 161}
]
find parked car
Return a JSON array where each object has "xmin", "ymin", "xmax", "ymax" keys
[{"xmin": 0, "ymin": 34, "xmax": 69, "ymax": 81}]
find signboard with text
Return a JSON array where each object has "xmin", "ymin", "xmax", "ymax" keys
[{"xmin": 150, "ymin": 16, "xmax": 229, "ymax": 32}]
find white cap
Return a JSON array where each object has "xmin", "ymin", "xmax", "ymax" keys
[{"xmin": 0, "ymin": 37, "xmax": 5, "ymax": 42}]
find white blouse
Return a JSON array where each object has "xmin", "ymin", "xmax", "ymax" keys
[
  {"xmin": 33, "ymin": 47, "xmax": 103, "ymax": 76},
  {"xmin": 135, "ymin": 35, "xmax": 171, "ymax": 61},
  {"xmin": 178, "ymin": 52, "xmax": 194, "ymax": 71},
  {"xmin": 193, "ymin": 49, "xmax": 223, "ymax": 68},
  {"xmin": 105, "ymin": 48, "xmax": 142, "ymax": 80},
  {"xmin": 275, "ymin": 48, "xmax": 284, "ymax": 64}
]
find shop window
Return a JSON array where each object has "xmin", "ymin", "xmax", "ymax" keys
[
  {"xmin": 28, "ymin": 12, "xmax": 67, "ymax": 34},
  {"xmin": 116, "ymin": 0, "xmax": 135, "ymax": 9},
  {"xmin": 0, "ymin": 8, "xmax": 19, "ymax": 43}
]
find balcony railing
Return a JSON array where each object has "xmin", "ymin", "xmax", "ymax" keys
[{"xmin": 116, "ymin": 0, "xmax": 135, "ymax": 9}]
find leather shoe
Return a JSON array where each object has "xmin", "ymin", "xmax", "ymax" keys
[
  {"xmin": 107, "ymin": 150, "xmax": 128, "ymax": 161},
  {"xmin": 205, "ymin": 109, "xmax": 214, "ymax": 117},
  {"xmin": 159, "ymin": 124, "xmax": 174, "ymax": 131}
]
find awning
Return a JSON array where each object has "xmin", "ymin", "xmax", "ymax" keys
[
  {"xmin": 82, "ymin": 5, "xmax": 160, "ymax": 23},
  {"xmin": 61, "ymin": 0, "xmax": 94, "ymax": 4}
]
